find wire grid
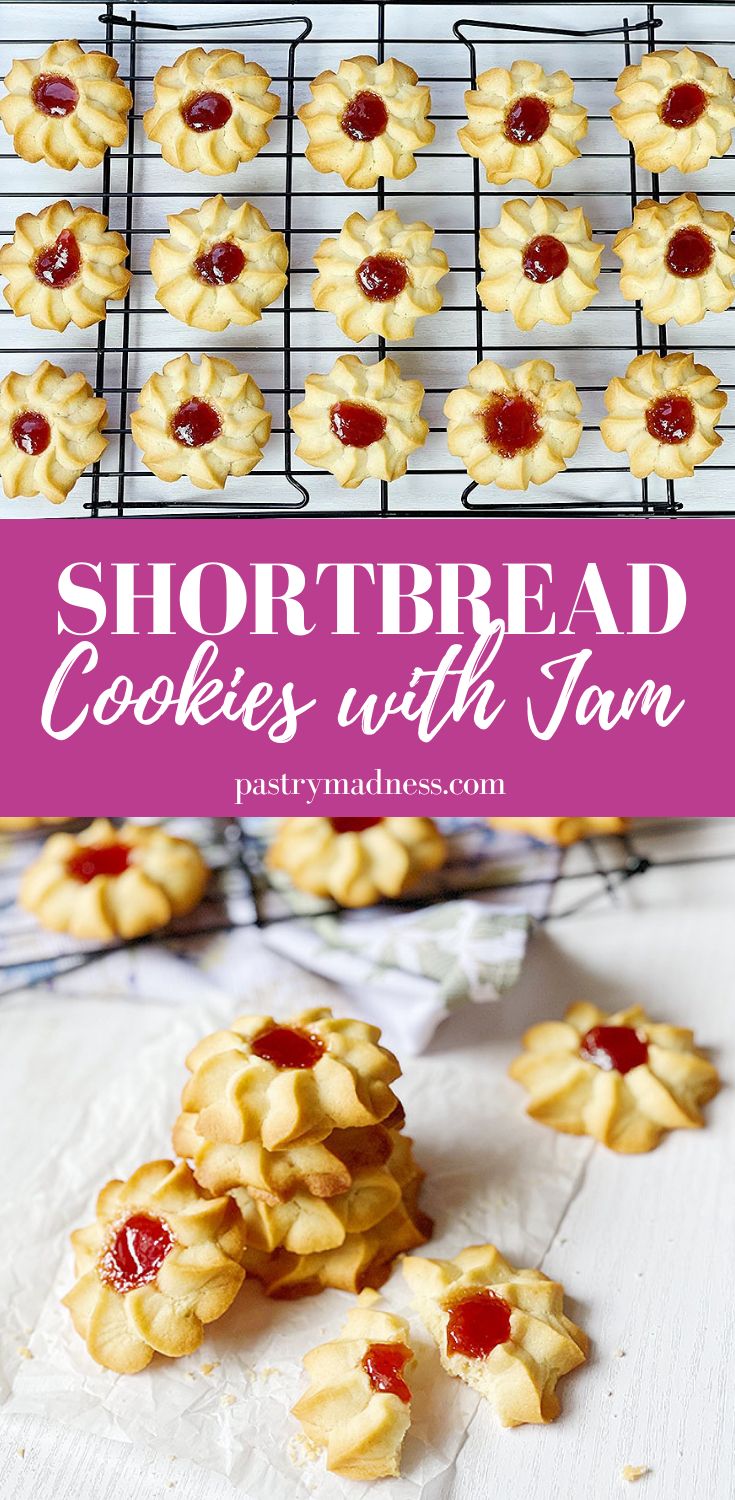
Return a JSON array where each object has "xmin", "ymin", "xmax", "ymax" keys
[{"xmin": 3, "ymin": 3, "xmax": 735, "ymax": 517}]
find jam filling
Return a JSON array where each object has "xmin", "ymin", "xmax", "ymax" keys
[
  {"xmin": 194, "ymin": 240, "xmax": 246, "ymax": 286},
  {"xmin": 251, "ymin": 1024, "xmax": 325, "ymax": 1070},
  {"xmin": 362, "ymin": 1343, "xmax": 412, "ymax": 1404},
  {"xmin": 329, "ymin": 817, "xmax": 384, "ymax": 833},
  {"xmin": 660, "ymin": 81, "xmax": 707, "ymax": 130},
  {"xmin": 481, "ymin": 394, "xmax": 542, "ymax": 459},
  {"xmin": 32, "ymin": 73, "xmax": 79, "ymax": 117},
  {"xmin": 446, "ymin": 1291, "xmax": 512, "ymax": 1360},
  {"xmin": 504, "ymin": 95, "xmax": 550, "ymax": 144},
  {"xmin": 100, "ymin": 1214, "xmax": 174, "ymax": 1294},
  {"xmin": 171, "ymin": 398, "xmax": 222, "ymax": 448},
  {"xmin": 67, "ymin": 843, "xmax": 131, "ymax": 883},
  {"xmin": 579, "ymin": 1023, "xmax": 649, "ymax": 1074},
  {"xmin": 34, "ymin": 229, "xmax": 82, "ymax": 290},
  {"xmin": 341, "ymin": 90, "xmax": 389, "ymax": 142},
  {"xmin": 330, "ymin": 400, "xmax": 387, "ymax": 448},
  {"xmin": 181, "ymin": 91, "xmax": 233, "ymax": 132},
  {"xmin": 645, "ymin": 394, "xmax": 695, "ymax": 445},
  {"xmin": 665, "ymin": 225, "xmax": 714, "ymax": 279},
  {"xmin": 11, "ymin": 411, "xmax": 51, "ymax": 456},
  {"xmin": 356, "ymin": 254, "xmax": 409, "ymax": 302},
  {"xmin": 522, "ymin": 233, "xmax": 569, "ymax": 284}
]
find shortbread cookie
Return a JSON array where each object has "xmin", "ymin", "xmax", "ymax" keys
[
  {"xmin": 20, "ymin": 818, "xmax": 209, "ymax": 940},
  {"xmin": 150, "ymin": 195, "xmax": 287, "ymax": 331},
  {"xmin": 290, "ymin": 357, "xmax": 428, "ymax": 487},
  {"xmin": 180, "ymin": 1008, "xmax": 402, "ymax": 1153},
  {"xmin": 509, "ymin": 1001, "xmax": 720, "ymax": 1153},
  {"xmin": 130, "ymin": 353, "xmax": 270, "ymax": 489},
  {"xmin": 489, "ymin": 817, "xmax": 628, "ymax": 845},
  {"xmin": 445, "ymin": 358, "xmax": 582, "ymax": 490},
  {"xmin": 0, "ymin": 362, "xmax": 107, "ymax": 505},
  {"xmin": 143, "ymin": 48, "xmax": 279, "ymax": 174},
  {"xmin": 404, "ymin": 1244, "xmax": 587, "ymax": 1426},
  {"xmin": 293, "ymin": 1295, "xmax": 414, "ymax": 1479},
  {"xmin": 268, "ymin": 816, "xmax": 446, "ymax": 906},
  {"xmin": 479, "ymin": 198, "xmax": 602, "ymax": 329},
  {"xmin": 174, "ymin": 1109, "xmax": 400, "ymax": 1203},
  {"xmin": 0, "ymin": 201, "xmax": 130, "ymax": 331},
  {"xmin": 230, "ymin": 1133, "xmax": 417, "ymax": 1255},
  {"xmin": 612, "ymin": 47, "xmax": 735, "ymax": 174},
  {"xmin": 613, "ymin": 194, "xmax": 735, "ymax": 326},
  {"xmin": 63, "ymin": 1160, "xmax": 244, "ymax": 1373},
  {"xmin": 0, "ymin": 39, "xmax": 132, "ymax": 169},
  {"xmin": 299, "ymin": 56, "xmax": 434, "ymax": 189},
  {"xmin": 312, "ymin": 209, "xmax": 449, "ymax": 342},
  {"xmin": 459, "ymin": 61, "xmax": 587, "ymax": 188},
  {"xmin": 244, "ymin": 1191, "xmax": 432, "ymax": 1299},
  {"xmin": 600, "ymin": 351, "xmax": 726, "ymax": 480}
]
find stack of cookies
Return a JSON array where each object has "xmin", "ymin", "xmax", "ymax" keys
[{"xmin": 172, "ymin": 1007, "xmax": 432, "ymax": 1298}]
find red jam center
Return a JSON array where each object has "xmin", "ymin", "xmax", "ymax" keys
[
  {"xmin": 446, "ymin": 1291, "xmax": 512, "ymax": 1360},
  {"xmin": 341, "ymin": 90, "xmax": 389, "ymax": 142},
  {"xmin": 579, "ymin": 1023, "xmax": 649, "ymax": 1074},
  {"xmin": 194, "ymin": 241, "xmax": 246, "ymax": 286},
  {"xmin": 645, "ymin": 394, "xmax": 695, "ymax": 445},
  {"xmin": 330, "ymin": 400, "xmax": 387, "ymax": 448},
  {"xmin": 32, "ymin": 73, "xmax": 79, "ymax": 117},
  {"xmin": 181, "ymin": 91, "xmax": 233, "ymax": 132},
  {"xmin": 11, "ymin": 411, "xmax": 51, "ymax": 456},
  {"xmin": 482, "ymin": 394, "xmax": 542, "ymax": 458},
  {"xmin": 661, "ymin": 81, "xmax": 707, "ymax": 129},
  {"xmin": 67, "ymin": 843, "xmax": 131, "ymax": 883},
  {"xmin": 356, "ymin": 254, "xmax": 409, "ymax": 302},
  {"xmin": 251, "ymin": 1024, "xmax": 325, "ymax": 1070},
  {"xmin": 665, "ymin": 225, "xmax": 714, "ymax": 279},
  {"xmin": 171, "ymin": 398, "xmax": 222, "ymax": 448},
  {"xmin": 522, "ymin": 233, "xmax": 569, "ymax": 284},
  {"xmin": 100, "ymin": 1214, "xmax": 174, "ymax": 1293},
  {"xmin": 34, "ymin": 229, "xmax": 81, "ymax": 290},
  {"xmin": 362, "ymin": 1343, "xmax": 412, "ymax": 1404},
  {"xmin": 504, "ymin": 95, "xmax": 550, "ymax": 144},
  {"xmin": 329, "ymin": 817, "xmax": 384, "ymax": 833}
]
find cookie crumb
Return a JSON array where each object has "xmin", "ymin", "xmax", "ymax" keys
[
  {"xmin": 16, "ymin": 1447, "xmax": 25, "ymax": 1459},
  {"xmin": 614, "ymin": 1348, "xmax": 626, "ymax": 1358},
  {"xmin": 622, "ymin": 1465, "xmax": 650, "ymax": 1482},
  {"xmin": 288, "ymin": 1432, "xmax": 321, "ymax": 1469},
  {"xmin": 200, "ymin": 1361, "xmax": 220, "ymax": 1376},
  {"xmin": 17, "ymin": 1347, "xmax": 33, "ymax": 1360},
  {"xmin": 221, "ymin": 1394, "xmax": 236, "ymax": 1407}
]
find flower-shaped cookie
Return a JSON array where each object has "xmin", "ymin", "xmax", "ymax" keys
[
  {"xmin": 290, "ymin": 356, "xmax": 427, "ymax": 488},
  {"xmin": 0, "ymin": 362, "xmax": 107, "ymax": 505},
  {"xmin": 509, "ymin": 1001, "xmax": 720, "ymax": 1153},
  {"xmin": 445, "ymin": 359, "xmax": 582, "ymax": 490},
  {"xmin": 600, "ymin": 351, "xmax": 726, "ymax": 480},
  {"xmin": 489, "ymin": 817, "xmax": 628, "ymax": 845},
  {"xmin": 130, "ymin": 353, "xmax": 270, "ymax": 489},
  {"xmin": 180, "ymin": 1008, "xmax": 402, "ymax": 1153},
  {"xmin": 267, "ymin": 816, "xmax": 446, "ymax": 907},
  {"xmin": 0, "ymin": 39, "xmax": 132, "ymax": 170},
  {"xmin": 143, "ymin": 48, "xmax": 279, "ymax": 174},
  {"xmin": 20, "ymin": 818, "xmax": 210, "ymax": 940},
  {"xmin": 63, "ymin": 1160, "xmax": 244, "ymax": 1373},
  {"xmin": 174, "ymin": 1109, "xmax": 400, "ymax": 1204},
  {"xmin": 299, "ymin": 55, "xmax": 434, "ymax": 189},
  {"xmin": 404, "ymin": 1244, "xmax": 587, "ymax": 1426},
  {"xmin": 0, "ymin": 201, "xmax": 130, "ymax": 332},
  {"xmin": 244, "ymin": 1190, "xmax": 432, "ymax": 1299},
  {"xmin": 230, "ymin": 1134, "xmax": 416, "ymax": 1255},
  {"xmin": 150, "ymin": 195, "xmax": 288, "ymax": 332},
  {"xmin": 612, "ymin": 48, "xmax": 735, "ymax": 174},
  {"xmin": 293, "ymin": 1295, "xmax": 415, "ymax": 1479},
  {"xmin": 613, "ymin": 194, "xmax": 735, "ymax": 327},
  {"xmin": 459, "ymin": 61, "xmax": 587, "ymax": 188},
  {"xmin": 478, "ymin": 198, "xmax": 602, "ymax": 329},
  {"xmin": 312, "ymin": 209, "xmax": 449, "ymax": 342}
]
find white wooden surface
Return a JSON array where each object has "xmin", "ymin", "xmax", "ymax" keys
[{"xmin": 1, "ymin": 819, "xmax": 733, "ymax": 1500}]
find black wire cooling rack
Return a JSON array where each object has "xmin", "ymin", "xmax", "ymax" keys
[{"xmin": 3, "ymin": 3, "xmax": 735, "ymax": 517}]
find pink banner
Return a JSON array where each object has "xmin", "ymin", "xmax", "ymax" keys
[{"xmin": 0, "ymin": 519, "xmax": 731, "ymax": 815}]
